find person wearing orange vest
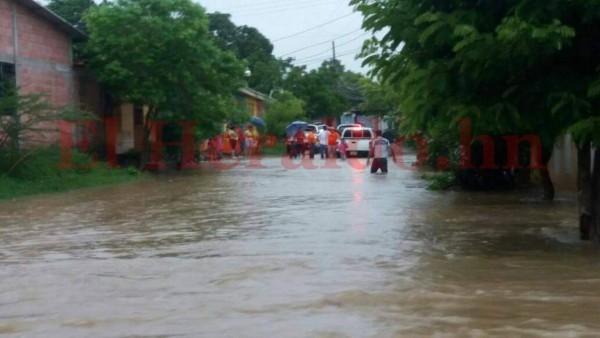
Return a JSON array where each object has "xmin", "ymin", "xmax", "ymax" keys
[
  {"xmin": 307, "ymin": 130, "xmax": 318, "ymax": 159},
  {"xmin": 327, "ymin": 128, "xmax": 340, "ymax": 158}
]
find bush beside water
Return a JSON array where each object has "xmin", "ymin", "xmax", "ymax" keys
[
  {"xmin": 425, "ymin": 172, "xmax": 457, "ymax": 191},
  {"xmin": 0, "ymin": 146, "xmax": 143, "ymax": 201}
]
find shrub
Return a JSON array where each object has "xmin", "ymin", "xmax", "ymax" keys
[{"xmin": 425, "ymin": 172, "xmax": 457, "ymax": 191}]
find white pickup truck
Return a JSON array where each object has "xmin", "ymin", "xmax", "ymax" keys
[{"xmin": 340, "ymin": 127, "xmax": 373, "ymax": 158}]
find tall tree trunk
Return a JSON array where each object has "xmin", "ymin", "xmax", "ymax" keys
[
  {"xmin": 591, "ymin": 148, "xmax": 600, "ymax": 241},
  {"xmin": 141, "ymin": 105, "xmax": 157, "ymax": 169},
  {"xmin": 577, "ymin": 142, "xmax": 592, "ymax": 240}
]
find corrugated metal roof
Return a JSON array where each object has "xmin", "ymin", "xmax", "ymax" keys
[
  {"xmin": 238, "ymin": 87, "xmax": 272, "ymax": 102},
  {"xmin": 17, "ymin": 0, "xmax": 87, "ymax": 41}
]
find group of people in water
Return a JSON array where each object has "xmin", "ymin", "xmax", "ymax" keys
[
  {"xmin": 205, "ymin": 124, "xmax": 260, "ymax": 160},
  {"xmin": 204, "ymin": 124, "xmax": 396, "ymax": 174},
  {"xmin": 286, "ymin": 126, "xmax": 348, "ymax": 160},
  {"xmin": 285, "ymin": 126, "xmax": 397, "ymax": 174}
]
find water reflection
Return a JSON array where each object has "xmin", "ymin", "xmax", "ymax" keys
[{"xmin": 0, "ymin": 156, "xmax": 599, "ymax": 337}]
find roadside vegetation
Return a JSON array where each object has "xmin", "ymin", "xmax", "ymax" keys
[
  {"xmin": 0, "ymin": 89, "xmax": 143, "ymax": 201},
  {"xmin": 0, "ymin": 146, "xmax": 143, "ymax": 201},
  {"xmin": 424, "ymin": 172, "xmax": 457, "ymax": 191},
  {"xmin": 353, "ymin": 0, "xmax": 600, "ymax": 239},
  {"xmin": 264, "ymin": 92, "xmax": 307, "ymax": 138}
]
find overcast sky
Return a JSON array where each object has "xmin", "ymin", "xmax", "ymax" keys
[
  {"xmin": 196, "ymin": 0, "xmax": 369, "ymax": 73},
  {"xmin": 39, "ymin": 0, "xmax": 370, "ymax": 73}
]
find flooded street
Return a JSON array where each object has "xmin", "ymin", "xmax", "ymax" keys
[{"xmin": 1, "ymin": 155, "xmax": 599, "ymax": 337}]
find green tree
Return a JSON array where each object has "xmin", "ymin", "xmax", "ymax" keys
[
  {"xmin": 283, "ymin": 60, "xmax": 358, "ymax": 119},
  {"xmin": 46, "ymin": 0, "xmax": 96, "ymax": 32},
  {"xmin": 46, "ymin": 0, "xmax": 96, "ymax": 60},
  {"xmin": 357, "ymin": 78, "xmax": 400, "ymax": 117},
  {"xmin": 352, "ymin": 0, "xmax": 600, "ymax": 240},
  {"xmin": 84, "ymin": 0, "xmax": 244, "ymax": 162},
  {"xmin": 264, "ymin": 92, "xmax": 306, "ymax": 137},
  {"xmin": 0, "ymin": 86, "xmax": 96, "ymax": 176},
  {"xmin": 208, "ymin": 12, "xmax": 284, "ymax": 93}
]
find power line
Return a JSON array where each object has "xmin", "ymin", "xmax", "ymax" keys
[
  {"xmin": 279, "ymin": 28, "xmax": 363, "ymax": 57},
  {"xmin": 297, "ymin": 53, "xmax": 359, "ymax": 66},
  {"xmin": 333, "ymin": 32, "xmax": 369, "ymax": 49},
  {"xmin": 215, "ymin": 0, "xmax": 294, "ymax": 11},
  {"xmin": 235, "ymin": 0, "xmax": 342, "ymax": 18},
  {"xmin": 273, "ymin": 12, "xmax": 355, "ymax": 42},
  {"xmin": 210, "ymin": 0, "xmax": 344, "ymax": 17},
  {"xmin": 292, "ymin": 33, "xmax": 367, "ymax": 62},
  {"xmin": 230, "ymin": 0, "xmax": 338, "ymax": 16},
  {"xmin": 214, "ymin": 0, "xmax": 338, "ymax": 11},
  {"xmin": 296, "ymin": 53, "xmax": 359, "ymax": 67},
  {"xmin": 293, "ymin": 47, "xmax": 333, "ymax": 62},
  {"xmin": 294, "ymin": 48, "xmax": 362, "ymax": 66},
  {"xmin": 330, "ymin": 0, "xmax": 347, "ymax": 17}
]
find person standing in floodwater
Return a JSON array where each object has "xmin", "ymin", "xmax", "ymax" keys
[
  {"xmin": 317, "ymin": 126, "xmax": 330, "ymax": 159},
  {"xmin": 237, "ymin": 126, "xmax": 245, "ymax": 157},
  {"xmin": 251, "ymin": 126, "xmax": 260, "ymax": 155},
  {"xmin": 338, "ymin": 139, "xmax": 348, "ymax": 161},
  {"xmin": 307, "ymin": 129, "xmax": 317, "ymax": 159},
  {"xmin": 294, "ymin": 128, "xmax": 306, "ymax": 158},
  {"xmin": 327, "ymin": 128, "xmax": 340, "ymax": 158},
  {"xmin": 245, "ymin": 125, "xmax": 255, "ymax": 157},
  {"xmin": 367, "ymin": 130, "xmax": 397, "ymax": 174},
  {"xmin": 228, "ymin": 125, "xmax": 238, "ymax": 158},
  {"xmin": 216, "ymin": 133, "xmax": 223, "ymax": 160}
]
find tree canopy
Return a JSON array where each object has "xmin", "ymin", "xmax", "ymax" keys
[
  {"xmin": 46, "ymin": 0, "xmax": 96, "ymax": 32},
  {"xmin": 282, "ymin": 60, "xmax": 364, "ymax": 119},
  {"xmin": 84, "ymin": 0, "xmax": 244, "ymax": 127},
  {"xmin": 352, "ymin": 0, "xmax": 600, "ymax": 238},
  {"xmin": 353, "ymin": 0, "xmax": 600, "ymax": 142},
  {"xmin": 207, "ymin": 12, "xmax": 284, "ymax": 94},
  {"xmin": 206, "ymin": 13, "xmax": 371, "ymax": 118},
  {"xmin": 357, "ymin": 78, "xmax": 400, "ymax": 117},
  {"xmin": 264, "ymin": 92, "xmax": 306, "ymax": 137}
]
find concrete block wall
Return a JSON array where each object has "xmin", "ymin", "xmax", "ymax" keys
[
  {"xmin": 0, "ymin": 0, "xmax": 78, "ymax": 144},
  {"xmin": 0, "ymin": 0, "xmax": 15, "ymax": 59}
]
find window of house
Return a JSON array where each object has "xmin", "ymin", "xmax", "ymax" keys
[
  {"xmin": 0, "ymin": 62, "xmax": 16, "ymax": 116},
  {"xmin": 0, "ymin": 62, "xmax": 15, "ymax": 95}
]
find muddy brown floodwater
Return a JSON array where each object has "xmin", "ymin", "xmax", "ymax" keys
[{"xmin": 1, "ymin": 155, "xmax": 599, "ymax": 337}]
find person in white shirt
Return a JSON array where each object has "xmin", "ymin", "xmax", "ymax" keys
[
  {"xmin": 367, "ymin": 130, "xmax": 397, "ymax": 174},
  {"xmin": 317, "ymin": 127, "xmax": 331, "ymax": 159}
]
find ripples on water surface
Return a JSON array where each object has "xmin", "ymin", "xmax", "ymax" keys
[{"xmin": 1, "ymin": 156, "xmax": 599, "ymax": 337}]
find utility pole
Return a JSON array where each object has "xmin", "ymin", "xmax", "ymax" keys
[{"xmin": 332, "ymin": 41, "xmax": 337, "ymax": 61}]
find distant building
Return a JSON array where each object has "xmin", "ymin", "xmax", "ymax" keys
[
  {"xmin": 108, "ymin": 87, "xmax": 272, "ymax": 158},
  {"xmin": 237, "ymin": 87, "xmax": 268, "ymax": 117},
  {"xmin": 340, "ymin": 110, "xmax": 389, "ymax": 131}
]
